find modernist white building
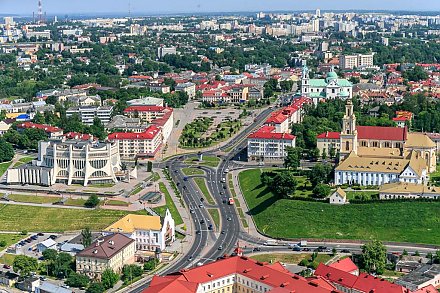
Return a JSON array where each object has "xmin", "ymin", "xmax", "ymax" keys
[
  {"xmin": 66, "ymin": 106, "xmax": 113, "ymax": 125},
  {"xmin": 247, "ymin": 126, "xmax": 296, "ymax": 161},
  {"xmin": 7, "ymin": 138, "xmax": 122, "ymax": 186},
  {"xmin": 104, "ymin": 211, "xmax": 175, "ymax": 251},
  {"xmin": 301, "ymin": 64, "xmax": 353, "ymax": 104}
]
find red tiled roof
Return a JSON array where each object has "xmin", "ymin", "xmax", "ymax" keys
[
  {"xmin": 144, "ymin": 256, "xmax": 339, "ymax": 293},
  {"xmin": 17, "ymin": 122, "xmax": 62, "ymax": 134},
  {"xmin": 266, "ymin": 111, "xmax": 288, "ymax": 124},
  {"xmin": 64, "ymin": 132, "xmax": 92, "ymax": 140},
  {"xmin": 357, "ymin": 126, "xmax": 407, "ymax": 141},
  {"xmin": 328, "ymin": 258, "xmax": 358, "ymax": 274},
  {"xmin": 317, "ymin": 131, "xmax": 340, "ymax": 140},
  {"xmin": 248, "ymin": 126, "xmax": 296, "ymax": 140},
  {"xmin": 108, "ymin": 125, "xmax": 161, "ymax": 140}
]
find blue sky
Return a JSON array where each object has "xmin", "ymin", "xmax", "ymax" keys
[{"xmin": 1, "ymin": 0, "xmax": 439, "ymax": 15}]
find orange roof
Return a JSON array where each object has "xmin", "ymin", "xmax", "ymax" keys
[{"xmin": 328, "ymin": 258, "xmax": 358, "ymax": 274}]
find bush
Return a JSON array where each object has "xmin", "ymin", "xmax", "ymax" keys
[
  {"xmin": 84, "ymin": 194, "xmax": 100, "ymax": 208},
  {"xmin": 66, "ymin": 273, "xmax": 90, "ymax": 288},
  {"xmin": 0, "ymin": 240, "xmax": 7, "ymax": 247},
  {"xmin": 299, "ymin": 259, "xmax": 309, "ymax": 267},
  {"xmin": 122, "ymin": 264, "xmax": 143, "ymax": 284},
  {"xmin": 312, "ymin": 184, "xmax": 331, "ymax": 198},
  {"xmin": 143, "ymin": 259, "xmax": 159, "ymax": 271},
  {"xmin": 86, "ymin": 282, "xmax": 105, "ymax": 293}
]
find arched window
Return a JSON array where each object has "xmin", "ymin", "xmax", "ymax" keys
[{"xmin": 345, "ymin": 141, "xmax": 350, "ymax": 151}]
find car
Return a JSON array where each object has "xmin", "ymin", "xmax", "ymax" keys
[
  {"xmin": 174, "ymin": 170, "xmax": 178, "ymax": 173},
  {"xmin": 221, "ymin": 230, "xmax": 225, "ymax": 234},
  {"xmin": 37, "ymin": 233, "xmax": 44, "ymax": 236},
  {"xmin": 200, "ymin": 219, "xmax": 205, "ymax": 224},
  {"xmin": 227, "ymin": 217, "xmax": 232, "ymax": 221},
  {"xmin": 222, "ymin": 199, "xmax": 227, "ymax": 204},
  {"xmin": 25, "ymin": 239, "xmax": 32, "ymax": 243},
  {"xmin": 31, "ymin": 235, "xmax": 38, "ymax": 240},
  {"xmin": 39, "ymin": 276, "xmax": 47, "ymax": 281},
  {"xmin": 49, "ymin": 235, "xmax": 57, "ymax": 240},
  {"xmin": 223, "ymin": 185, "xmax": 227, "ymax": 189},
  {"xmin": 199, "ymin": 204, "xmax": 204, "ymax": 208},
  {"xmin": 190, "ymin": 209, "xmax": 195, "ymax": 214},
  {"xmin": 208, "ymin": 224, "xmax": 213, "ymax": 230},
  {"xmin": 341, "ymin": 249, "xmax": 351, "ymax": 253},
  {"xmin": 196, "ymin": 230, "xmax": 201, "ymax": 235},
  {"xmin": 252, "ymin": 247, "xmax": 261, "ymax": 252},
  {"xmin": 3, "ymin": 265, "xmax": 11, "ymax": 269},
  {"xmin": 183, "ymin": 186, "xmax": 187, "ymax": 189},
  {"xmin": 292, "ymin": 246, "xmax": 301, "ymax": 252},
  {"xmin": 220, "ymin": 192, "xmax": 224, "ymax": 195},
  {"xmin": 187, "ymin": 256, "xmax": 193, "ymax": 261},
  {"xmin": 302, "ymin": 248, "xmax": 311, "ymax": 252},
  {"xmin": 200, "ymin": 197, "xmax": 205, "ymax": 202},
  {"xmin": 218, "ymin": 246, "xmax": 223, "ymax": 250}
]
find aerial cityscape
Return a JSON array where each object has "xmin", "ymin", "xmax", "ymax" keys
[{"xmin": 0, "ymin": 1, "xmax": 439, "ymax": 293}]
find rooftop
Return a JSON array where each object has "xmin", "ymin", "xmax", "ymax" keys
[
  {"xmin": 105, "ymin": 214, "xmax": 163, "ymax": 233},
  {"xmin": 77, "ymin": 233, "xmax": 134, "ymax": 260}
]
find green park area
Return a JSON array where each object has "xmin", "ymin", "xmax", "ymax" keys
[
  {"xmin": 12, "ymin": 156, "xmax": 35, "ymax": 167},
  {"xmin": 8, "ymin": 194, "xmax": 61, "ymax": 204},
  {"xmin": 239, "ymin": 169, "xmax": 440, "ymax": 245},
  {"xmin": 182, "ymin": 167, "xmax": 204, "ymax": 176},
  {"xmin": 0, "ymin": 204, "xmax": 139, "ymax": 232},
  {"xmin": 0, "ymin": 233, "xmax": 28, "ymax": 249},
  {"xmin": 0, "ymin": 161, "xmax": 12, "ymax": 177}
]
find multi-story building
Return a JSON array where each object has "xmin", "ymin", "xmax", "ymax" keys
[
  {"xmin": 17, "ymin": 122, "xmax": 64, "ymax": 138},
  {"xmin": 157, "ymin": 46, "xmax": 177, "ymax": 59},
  {"xmin": 104, "ymin": 211, "xmax": 175, "ymax": 251},
  {"xmin": 339, "ymin": 53, "xmax": 375, "ymax": 70},
  {"xmin": 66, "ymin": 106, "xmax": 113, "ymax": 125},
  {"xmin": 301, "ymin": 64, "xmax": 353, "ymax": 104},
  {"xmin": 247, "ymin": 126, "xmax": 296, "ymax": 161},
  {"xmin": 145, "ymin": 255, "xmax": 342, "ymax": 293},
  {"xmin": 108, "ymin": 125, "xmax": 163, "ymax": 159},
  {"xmin": 175, "ymin": 82, "xmax": 196, "ymax": 99},
  {"xmin": 76, "ymin": 234, "xmax": 135, "ymax": 280},
  {"xmin": 6, "ymin": 138, "xmax": 122, "ymax": 186}
]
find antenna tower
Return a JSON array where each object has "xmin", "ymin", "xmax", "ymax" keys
[{"xmin": 38, "ymin": 0, "xmax": 43, "ymax": 23}]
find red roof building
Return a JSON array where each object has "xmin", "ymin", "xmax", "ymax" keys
[
  {"xmin": 17, "ymin": 122, "xmax": 63, "ymax": 138},
  {"xmin": 357, "ymin": 125, "xmax": 407, "ymax": 141},
  {"xmin": 328, "ymin": 258, "xmax": 359, "ymax": 275}
]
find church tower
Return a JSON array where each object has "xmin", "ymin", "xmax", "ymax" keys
[
  {"xmin": 340, "ymin": 100, "xmax": 358, "ymax": 159},
  {"xmin": 301, "ymin": 62, "xmax": 310, "ymax": 97}
]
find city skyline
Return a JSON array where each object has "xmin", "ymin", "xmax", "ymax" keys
[{"xmin": 1, "ymin": 0, "xmax": 440, "ymax": 15}]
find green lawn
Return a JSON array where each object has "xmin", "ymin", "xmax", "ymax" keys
[
  {"xmin": 0, "ymin": 204, "xmax": 135, "ymax": 232},
  {"xmin": 0, "ymin": 233, "xmax": 28, "ymax": 249},
  {"xmin": 182, "ymin": 168, "xmax": 204, "ymax": 176},
  {"xmin": 64, "ymin": 198, "xmax": 87, "ymax": 207},
  {"xmin": 239, "ymin": 169, "xmax": 440, "ymax": 245},
  {"xmin": 185, "ymin": 156, "xmax": 220, "ymax": 168},
  {"xmin": 194, "ymin": 178, "xmax": 216, "ymax": 205},
  {"xmin": 0, "ymin": 161, "xmax": 12, "ymax": 177},
  {"xmin": 208, "ymin": 209, "xmax": 220, "ymax": 229},
  {"xmin": 345, "ymin": 191, "xmax": 379, "ymax": 200},
  {"xmin": 105, "ymin": 200, "xmax": 129, "ymax": 207},
  {"xmin": 153, "ymin": 183, "xmax": 183, "ymax": 225},
  {"xmin": 251, "ymin": 253, "xmax": 331, "ymax": 265},
  {"xmin": 8, "ymin": 194, "xmax": 61, "ymax": 204},
  {"xmin": 0, "ymin": 254, "xmax": 16, "ymax": 266},
  {"xmin": 13, "ymin": 156, "xmax": 35, "ymax": 167}
]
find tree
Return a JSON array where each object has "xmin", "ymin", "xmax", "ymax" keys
[
  {"xmin": 86, "ymin": 282, "xmax": 105, "ymax": 293},
  {"xmin": 85, "ymin": 194, "xmax": 100, "ymax": 208},
  {"xmin": 0, "ymin": 240, "xmax": 7, "ymax": 247},
  {"xmin": 0, "ymin": 138, "xmax": 14, "ymax": 162},
  {"xmin": 329, "ymin": 145, "xmax": 336, "ymax": 159},
  {"xmin": 309, "ymin": 148, "xmax": 320, "ymax": 161},
  {"xmin": 101, "ymin": 269, "xmax": 119, "ymax": 290},
  {"xmin": 66, "ymin": 272, "xmax": 90, "ymax": 288},
  {"xmin": 143, "ymin": 259, "xmax": 159, "ymax": 271},
  {"xmin": 122, "ymin": 264, "xmax": 143, "ymax": 283},
  {"xmin": 42, "ymin": 249, "xmax": 58, "ymax": 262},
  {"xmin": 32, "ymin": 111, "xmax": 45, "ymax": 124},
  {"xmin": 308, "ymin": 163, "xmax": 333, "ymax": 187},
  {"xmin": 284, "ymin": 147, "xmax": 301, "ymax": 170},
  {"xmin": 13, "ymin": 255, "xmax": 38, "ymax": 276},
  {"xmin": 46, "ymin": 96, "xmax": 58, "ymax": 105},
  {"xmin": 313, "ymin": 184, "xmax": 331, "ymax": 198},
  {"xmin": 261, "ymin": 171, "xmax": 275, "ymax": 187},
  {"xmin": 147, "ymin": 161, "xmax": 153, "ymax": 172},
  {"xmin": 89, "ymin": 117, "xmax": 106, "ymax": 140},
  {"xmin": 272, "ymin": 171, "xmax": 298, "ymax": 198},
  {"xmin": 361, "ymin": 240, "xmax": 387, "ymax": 274},
  {"xmin": 81, "ymin": 227, "xmax": 92, "ymax": 247}
]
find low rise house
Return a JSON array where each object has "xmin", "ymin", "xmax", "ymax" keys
[
  {"xmin": 396, "ymin": 264, "xmax": 440, "ymax": 291},
  {"xmin": 76, "ymin": 233, "xmax": 135, "ymax": 280},
  {"xmin": 0, "ymin": 271, "xmax": 19, "ymax": 288},
  {"xmin": 37, "ymin": 238, "xmax": 57, "ymax": 253},
  {"xmin": 36, "ymin": 281, "xmax": 72, "ymax": 293},
  {"xmin": 104, "ymin": 211, "xmax": 175, "ymax": 251},
  {"xmin": 329, "ymin": 188, "xmax": 347, "ymax": 205}
]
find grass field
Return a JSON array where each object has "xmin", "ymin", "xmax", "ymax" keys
[
  {"xmin": 8, "ymin": 194, "xmax": 61, "ymax": 204},
  {"xmin": 208, "ymin": 209, "xmax": 220, "ymax": 229},
  {"xmin": 182, "ymin": 168, "xmax": 205, "ymax": 176},
  {"xmin": 0, "ymin": 161, "xmax": 12, "ymax": 177},
  {"xmin": 239, "ymin": 169, "xmax": 440, "ymax": 245},
  {"xmin": 153, "ymin": 182, "xmax": 183, "ymax": 226},
  {"xmin": 0, "ymin": 204, "xmax": 135, "ymax": 232},
  {"xmin": 64, "ymin": 198, "xmax": 87, "ymax": 207},
  {"xmin": 194, "ymin": 178, "xmax": 216, "ymax": 205},
  {"xmin": 185, "ymin": 156, "xmax": 220, "ymax": 168},
  {"xmin": 345, "ymin": 191, "xmax": 379, "ymax": 200},
  {"xmin": 251, "ymin": 253, "xmax": 331, "ymax": 265},
  {"xmin": 0, "ymin": 233, "xmax": 27, "ymax": 249},
  {"xmin": 105, "ymin": 200, "xmax": 129, "ymax": 207},
  {"xmin": 13, "ymin": 156, "xmax": 35, "ymax": 167},
  {"xmin": 0, "ymin": 253, "xmax": 16, "ymax": 266}
]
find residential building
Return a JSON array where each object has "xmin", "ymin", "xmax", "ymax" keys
[
  {"xmin": 301, "ymin": 64, "xmax": 353, "ymax": 104},
  {"xmin": 66, "ymin": 106, "xmax": 113, "ymax": 126},
  {"xmin": 104, "ymin": 211, "xmax": 175, "ymax": 251},
  {"xmin": 108, "ymin": 125, "xmax": 163, "ymax": 159},
  {"xmin": 106, "ymin": 115, "xmax": 149, "ymax": 133},
  {"xmin": 328, "ymin": 258, "xmax": 359, "ymax": 275},
  {"xmin": 247, "ymin": 126, "xmax": 296, "ymax": 161},
  {"xmin": 16, "ymin": 276, "xmax": 40, "ymax": 293},
  {"xmin": 396, "ymin": 264, "xmax": 440, "ymax": 291},
  {"xmin": 6, "ymin": 138, "xmax": 122, "ymax": 186},
  {"xmin": 144, "ymin": 255, "xmax": 342, "ymax": 293},
  {"xmin": 329, "ymin": 188, "xmax": 347, "ymax": 205},
  {"xmin": 127, "ymin": 96, "xmax": 164, "ymax": 107},
  {"xmin": 67, "ymin": 94, "xmax": 101, "ymax": 106},
  {"xmin": 0, "ymin": 271, "xmax": 19, "ymax": 288},
  {"xmin": 157, "ymin": 46, "xmax": 176, "ymax": 59},
  {"xmin": 0, "ymin": 120, "xmax": 11, "ymax": 135},
  {"xmin": 339, "ymin": 53, "xmax": 375, "ymax": 70},
  {"xmin": 175, "ymin": 82, "xmax": 196, "ymax": 99},
  {"xmin": 17, "ymin": 122, "xmax": 63, "ymax": 138},
  {"xmin": 76, "ymin": 233, "xmax": 135, "ymax": 280},
  {"xmin": 36, "ymin": 281, "xmax": 72, "ymax": 293},
  {"xmin": 315, "ymin": 262, "xmax": 436, "ymax": 293}
]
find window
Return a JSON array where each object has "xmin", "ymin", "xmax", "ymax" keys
[{"xmin": 345, "ymin": 141, "xmax": 350, "ymax": 151}]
